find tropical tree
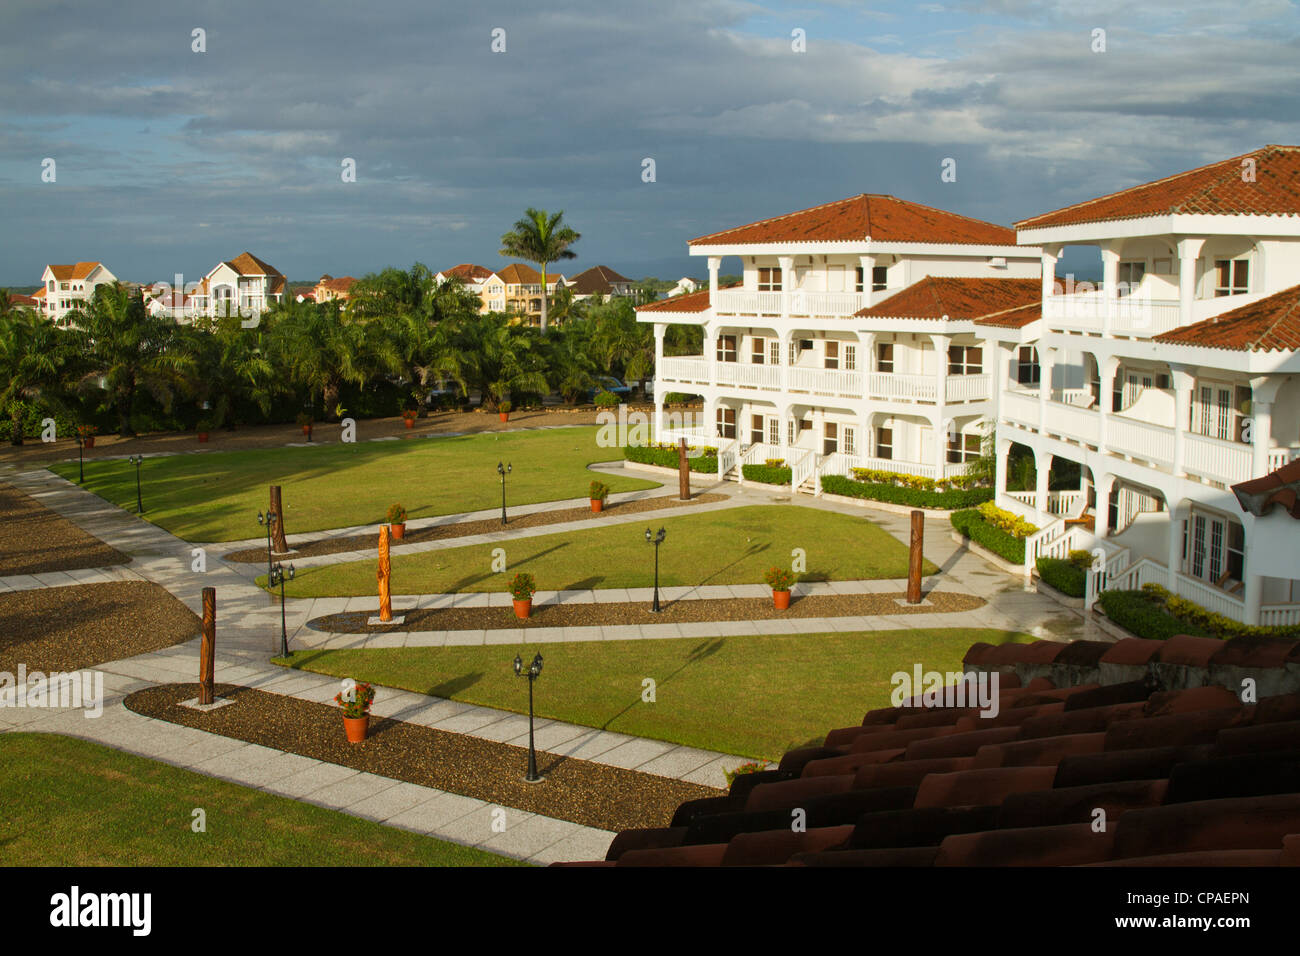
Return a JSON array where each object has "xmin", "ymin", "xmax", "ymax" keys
[
  {"xmin": 182, "ymin": 315, "xmax": 279, "ymax": 427},
  {"xmin": 544, "ymin": 320, "xmax": 600, "ymax": 405},
  {"xmin": 499, "ymin": 208, "xmax": 580, "ymax": 333},
  {"xmin": 0, "ymin": 311, "xmax": 79, "ymax": 444},
  {"xmin": 74, "ymin": 283, "xmax": 195, "ymax": 437},
  {"xmin": 589, "ymin": 297, "xmax": 654, "ymax": 383},
  {"xmin": 453, "ymin": 314, "xmax": 550, "ymax": 410}
]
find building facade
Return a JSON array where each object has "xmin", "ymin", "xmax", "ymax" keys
[
  {"xmin": 37, "ymin": 261, "xmax": 117, "ymax": 324},
  {"xmin": 189, "ymin": 252, "xmax": 286, "ymax": 318}
]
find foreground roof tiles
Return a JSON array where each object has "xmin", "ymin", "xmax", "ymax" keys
[
  {"xmin": 1154, "ymin": 282, "xmax": 1300, "ymax": 352},
  {"xmin": 689, "ymin": 194, "xmax": 1017, "ymax": 247},
  {"xmin": 858, "ymin": 276, "xmax": 1042, "ymax": 322},
  {"xmin": 1018, "ymin": 144, "xmax": 1300, "ymax": 229},
  {"xmin": 637, "ymin": 288, "xmax": 711, "ymax": 313},
  {"xmin": 1232, "ymin": 458, "xmax": 1300, "ymax": 520}
]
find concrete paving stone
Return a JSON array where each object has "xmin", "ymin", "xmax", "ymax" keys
[
  {"xmin": 480, "ymin": 813, "xmax": 574, "ymax": 859},
  {"xmin": 473, "ymin": 712, "xmax": 552, "ymax": 743},
  {"xmin": 426, "ymin": 802, "xmax": 512, "ymax": 846},
  {"xmin": 529, "ymin": 825, "xmax": 615, "ymax": 865},
  {"xmin": 300, "ymin": 770, "xmax": 406, "ymax": 810},
  {"xmin": 429, "ymin": 706, "xmax": 514, "ymax": 734},
  {"xmin": 635, "ymin": 745, "xmax": 725, "ymax": 780},
  {"xmin": 590, "ymin": 588, "xmax": 631, "ymax": 603},
  {"xmin": 443, "ymin": 629, "xmax": 487, "ymax": 646},
  {"xmin": 263, "ymin": 761, "xmax": 362, "ymax": 799},
  {"xmin": 346, "ymin": 780, "xmax": 440, "ymax": 822},
  {"xmin": 397, "ymin": 791, "xmax": 489, "ymax": 833},
  {"xmin": 387, "ymin": 697, "xmax": 477, "ymax": 725},
  {"xmin": 524, "ymin": 720, "xmax": 594, "ymax": 751},
  {"xmin": 682, "ymin": 754, "xmax": 761, "ymax": 790},
  {"xmin": 553, "ymin": 729, "xmax": 635, "ymax": 761},
  {"xmin": 591, "ymin": 737, "xmax": 676, "ymax": 770},
  {"xmin": 150, "ymin": 730, "xmax": 256, "ymax": 764}
]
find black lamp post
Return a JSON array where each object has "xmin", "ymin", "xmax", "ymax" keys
[
  {"xmin": 513, "ymin": 652, "xmax": 544, "ymax": 782},
  {"xmin": 127, "ymin": 455, "xmax": 145, "ymax": 513},
  {"xmin": 256, "ymin": 508, "xmax": 278, "ymax": 584},
  {"xmin": 76, "ymin": 431, "xmax": 84, "ymax": 484},
  {"xmin": 497, "ymin": 461, "xmax": 512, "ymax": 525},
  {"xmin": 269, "ymin": 562, "xmax": 296, "ymax": 658},
  {"xmin": 645, "ymin": 526, "xmax": 667, "ymax": 612}
]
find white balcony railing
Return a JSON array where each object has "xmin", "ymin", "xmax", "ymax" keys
[
  {"xmin": 1107, "ymin": 415, "xmax": 1175, "ymax": 469},
  {"xmin": 1183, "ymin": 433, "xmax": 1254, "ymax": 485},
  {"xmin": 788, "ymin": 366, "xmax": 863, "ymax": 397},
  {"xmin": 1000, "ymin": 389, "xmax": 1041, "ymax": 428},
  {"xmin": 1042, "ymin": 292, "xmax": 1182, "ymax": 337},
  {"xmin": 718, "ymin": 363, "xmax": 782, "ymax": 390},
  {"xmin": 945, "ymin": 374, "xmax": 991, "ymax": 403},
  {"xmin": 788, "ymin": 291, "xmax": 866, "ymax": 318},
  {"xmin": 1042, "ymin": 400, "xmax": 1101, "ymax": 446},
  {"xmin": 712, "ymin": 290, "xmax": 784, "ymax": 315},
  {"xmin": 658, "ymin": 356, "xmax": 710, "ymax": 384},
  {"xmin": 1267, "ymin": 447, "xmax": 1300, "ymax": 472},
  {"xmin": 865, "ymin": 371, "xmax": 936, "ymax": 402}
]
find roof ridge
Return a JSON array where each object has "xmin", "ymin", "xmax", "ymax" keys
[
  {"xmin": 1246, "ymin": 282, "xmax": 1300, "ymax": 349},
  {"xmin": 690, "ymin": 194, "xmax": 870, "ymax": 243}
]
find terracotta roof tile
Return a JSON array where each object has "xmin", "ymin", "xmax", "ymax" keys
[
  {"xmin": 1232, "ymin": 457, "xmax": 1300, "ymax": 519},
  {"xmin": 569, "ymin": 265, "xmax": 632, "ymax": 295},
  {"xmin": 1018, "ymin": 145, "xmax": 1300, "ymax": 229},
  {"xmin": 226, "ymin": 251, "xmax": 283, "ymax": 279},
  {"xmin": 689, "ymin": 194, "xmax": 1016, "ymax": 246},
  {"xmin": 1154, "ymin": 282, "xmax": 1300, "ymax": 353},
  {"xmin": 317, "ymin": 276, "xmax": 356, "ymax": 293},
  {"xmin": 636, "ymin": 287, "xmax": 713, "ymax": 313},
  {"xmin": 496, "ymin": 263, "xmax": 548, "ymax": 284},
  {"xmin": 442, "ymin": 263, "xmax": 495, "ymax": 282},
  {"xmin": 857, "ymin": 276, "xmax": 1042, "ymax": 321}
]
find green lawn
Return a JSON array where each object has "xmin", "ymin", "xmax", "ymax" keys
[
  {"xmin": 272, "ymin": 504, "xmax": 938, "ymax": 597},
  {"xmin": 0, "ymin": 733, "xmax": 523, "ymax": 867},
  {"xmin": 275, "ymin": 628, "xmax": 1031, "ymax": 760},
  {"xmin": 48, "ymin": 426, "xmax": 657, "ymax": 542}
]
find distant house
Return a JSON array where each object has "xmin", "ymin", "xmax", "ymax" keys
[
  {"xmin": 567, "ymin": 265, "xmax": 635, "ymax": 300},
  {"xmin": 436, "ymin": 264, "xmax": 501, "ymax": 313},
  {"xmin": 7, "ymin": 292, "xmax": 39, "ymax": 310},
  {"xmin": 189, "ymin": 252, "xmax": 286, "ymax": 318},
  {"xmin": 146, "ymin": 291, "xmax": 190, "ymax": 320},
  {"xmin": 37, "ymin": 261, "xmax": 117, "ymax": 324},
  {"xmin": 496, "ymin": 263, "xmax": 566, "ymax": 325},
  {"xmin": 313, "ymin": 274, "xmax": 357, "ymax": 304},
  {"xmin": 667, "ymin": 277, "xmax": 700, "ymax": 297}
]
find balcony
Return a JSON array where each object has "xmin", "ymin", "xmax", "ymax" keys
[
  {"xmin": 712, "ymin": 289, "xmax": 869, "ymax": 319},
  {"xmin": 788, "ymin": 366, "xmax": 863, "ymax": 398},
  {"xmin": 1043, "ymin": 291, "xmax": 1181, "ymax": 337},
  {"xmin": 712, "ymin": 290, "xmax": 784, "ymax": 316}
]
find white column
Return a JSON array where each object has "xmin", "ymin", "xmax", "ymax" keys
[
  {"xmin": 1037, "ymin": 346, "xmax": 1057, "ymax": 434},
  {"xmin": 1176, "ymin": 238, "xmax": 1205, "ymax": 329},
  {"xmin": 1100, "ymin": 242, "xmax": 1120, "ymax": 335},
  {"xmin": 778, "ymin": 255, "xmax": 795, "ymax": 319},
  {"xmin": 932, "ymin": 334, "xmax": 951, "ymax": 478},
  {"xmin": 1040, "ymin": 245, "xmax": 1061, "ymax": 304},
  {"xmin": 1243, "ymin": 568, "xmax": 1264, "ymax": 627},
  {"xmin": 706, "ymin": 324, "xmax": 718, "ymax": 390},
  {"xmin": 1098, "ymin": 354, "xmax": 1119, "ymax": 452},
  {"xmin": 995, "ymin": 437, "xmax": 1012, "ymax": 504},
  {"xmin": 1094, "ymin": 472, "xmax": 1115, "ymax": 537},
  {"xmin": 777, "ymin": 403, "xmax": 790, "ymax": 453},
  {"xmin": 1034, "ymin": 449, "xmax": 1052, "ymax": 517},
  {"xmin": 1251, "ymin": 400, "xmax": 1273, "ymax": 479},
  {"xmin": 707, "ymin": 257, "xmax": 721, "ymax": 301},
  {"xmin": 653, "ymin": 323, "xmax": 667, "ymax": 440},
  {"xmin": 779, "ymin": 330, "xmax": 792, "ymax": 394},
  {"xmin": 1167, "ymin": 500, "xmax": 1185, "ymax": 591},
  {"xmin": 858, "ymin": 253, "xmax": 877, "ymax": 309},
  {"xmin": 1169, "ymin": 365, "xmax": 1194, "ymax": 477}
]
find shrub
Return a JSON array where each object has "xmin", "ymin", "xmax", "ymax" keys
[
  {"xmin": 742, "ymin": 463, "xmax": 792, "ymax": 485},
  {"xmin": 976, "ymin": 501, "xmax": 1039, "ymax": 539},
  {"xmin": 589, "ymin": 479, "xmax": 609, "ymax": 502},
  {"xmin": 763, "ymin": 566, "xmax": 796, "ymax": 591},
  {"xmin": 623, "ymin": 444, "xmax": 718, "ymax": 473},
  {"xmin": 333, "ymin": 681, "xmax": 375, "ymax": 718},
  {"xmin": 386, "ymin": 503, "xmax": 407, "ymax": 524},
  {"xmin": 498, "ymin": 400, "xmax": 513, "ymax": 414},
  {"xmin": 723, "ymin": 761, "xmax": 767, "ymax": 787},
  {"xmin": 508, "ymin": 572, "xmax": 536, "ymax": 601},
  {"xmin": 401, "ymin": 408, "xmax": 418, "ymax": 421},
  {"xmin": 951, "ymin": 509, "xmax": 1026, "ymax": 564},
  {"xmin": 1097, "ymin": 589, "xmax": 1213, "ymax": 641},
  {"xmin": 594, "ymin": 391, "xmax": 620, "ymax": 408},
  {"xmin": 1036, "ymin": 557, "xmax": 1086, "ymax": 598},
  {"xmin": 820, "ymin": 474, "xmax": 994, "ymax": 510},
  {"xmin": 764, "ymin": 458, "xmax": 786, "ymax": 467},
  {"xmin": 1139, "ymin": 583, "xmax": 1300, "ymax": 641},
  {"xmin": 662, "ymin": 392, "xmax": 695, "ymax": 404}
]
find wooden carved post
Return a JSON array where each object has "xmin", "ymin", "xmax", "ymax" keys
[
  {"xmin": 199, "ymin": 587, "xmax": 216, "ymax": 705},
  {"xmin": 269, "ymin": 485, "xmax": 289, "ymax": 554},
  {"xmin": 378, "ymin": 524, "xmax": 393, "ymax": 623},
  {"xmin": 907, "ymin": 509, "xmax": 924, "ymax": 605},
  {"xmin": 678, "ymin": 438, "xmax": 690, "ymax": 501}
]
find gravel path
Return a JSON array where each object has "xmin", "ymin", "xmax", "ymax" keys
[
  {"xmin": 0, "ymin": 581, "xmax": 200, "ymax": 672},
  {"xmin": 307, "ymin": 590, "xmax": 987, "ymax": 633},
  {"xmin": 0, "ymin": 481, "xmax": 130, "ymax": 575},
  {"xmin": 126, "ymin": 682, "xmax": 720, "ymax": 833},
  {"xmin": 223, "ymin": 494, "xmax": 728, "ymax": 564}
]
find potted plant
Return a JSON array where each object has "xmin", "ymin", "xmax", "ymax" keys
[
  {"xmin": 723, "ymin": 761, "xmax": 768, "ymax": 787},
  {"xmin": 589, "ymin": 479, "xmax": 609, "ymax": 513},
  {"xmin": 77, "ymin": 424, "xmax": 98, "ymax": 449},
  {"xmin": 386, "ymin": 502, "xmax": 407, "ymax": 540},
  {"xmin": 764, "ymin": 566, "xmax": 796, "ymax": 610},
  {"xmin": 195, "ymin": 417, "xmax": 214, "ymax": 443},
  {"xmin": 402, "ymin": 408, "xmax": 418, "ymax": 429},
  {"xmin": 295, "ymin": 412, "xmax": 313, "ymax": 439},
  {"xmin": 334, "ymin": 680, "xmax": 376, "ymax": 743},
  {"xmin": 498, "ymin": 399, "xmax": 513, "ymax": 423},
  {"xmin": 509, "ymin": 571, "xmax": 536, "ymax": 619}
]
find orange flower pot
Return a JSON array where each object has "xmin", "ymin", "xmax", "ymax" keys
[
  {"xmin": 390, "ymin": 523, "xmax": 405, "ymax": 540},
  {"xmin": 197, "ymin": 433, "xmax": 209, "ymax": 443},
  {"xmin": 513, "ymin": 598, "xmax": 532, "ymax": 619},
  {"xmin": 302, "ymin": 425, "xmax": 312, "ymax": 437},
  {"xmin": 590, "ymin": 499, "xmax": 603, "ymax": 513},
  {"xmin": 404, "ymin": 419, "xmax": 415, "ymax": 429},
  {"xmin": 343, "ymin": 714, "xmax": 369, "ymax": 743},
  {"xmin": 499, "ymin": 412, "xmax": 509, "ymax": 423},
  {"xmin": 83, "ymin": 437, "xmax": 95, "ymax": 449},
  {"xmin": 772, "ymin": 589, "xmax": 791, "ymax": 610}
]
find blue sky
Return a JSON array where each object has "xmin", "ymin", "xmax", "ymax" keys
[{"xmin": 2, "ymin": 0, "xmax": 1299, "ymax": 285}]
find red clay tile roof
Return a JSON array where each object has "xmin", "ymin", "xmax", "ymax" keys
[
  {"xmin": 637, "ymin": 287, "xmax": 711, "ymax": 313},
  {"xmin": 973, "ymin": 301, "xmax": 1042, "ymax": 329},
  {"xmin": 497, "ymin": 263, "xmax": 544, "ymax": 284},
  {"xmin": 442, "ymin": 263, "xmax": 495, "ymax": 282},
  {"xmin": 569, "ymin": 265, "xmax": 632, "ymax": 295},
  {"xmin": 1232, "ymin": 458, "xmax": 1300, "ymax": 520},
  {"xmin": 1018, "ymin": 145, "xmax": 1300, "ymax": 229},
  {"xmin": 689, "ymin": 194, "xmax": 1016, "ymax": 246},
  {"xmin": 857, "ymin": 276, "xmax": 1042, "ymax": 321},
  {"xmin": 46, "ymin": 262, "xmax": 106, "ymax": 281},
  {"xmin": 317, "ymin": 276, "xmax": 356, "ymax": 294},
  {"xmin": 9, "ymin": 293, "xmax": 39, "ymax": 307},
  {"xmin": 226, "ymin": 251, "xmax": 282, "ymax": 278},
  {"xmin": 1153, "ymin": 282, "xmax": 1300, "ymax": 352}
]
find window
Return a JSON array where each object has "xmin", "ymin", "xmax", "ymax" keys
[
  {"xmin": 843, "ymin": 426, "xmax": 857, "ymax": 456},
  {"xmin": 948, "ymin": 345, "xmax": 983, "ymax": 375},
  {"xmin": 1185, "ymin": 510, "xmax": 1246, "ymax": 587},
  {"xmin": 751, "ymin": 337, "xmax": 765, "ymax": 364},
  {"xmin": 769, "ymin": 340, "xmax": 781, "ymax": 365},
  {"xmin": 789, "ymin": 341, "xmax": 798, "ymax": 365},
  {"xmin": 1117, "ymin": 261, "xmax": 1146, "ymax": 296},
  {"xmin": 877, "ymin": 342, "xmax": 894, "ymax": 374},
  {"xmin": 844, "ymin": 345, "xmax": 857, "ymax": 371},
  {"xmin": 823, "ymin": 422, "xmax": 838, "ymax": 456},
  {"xmin": 1215, "ymin": 259, "xmax": 1249, "ymax": 296},
  {"xmin": 1152, "ymin": 258, "xmax": 1173, "ymax": 275},
  {"xmin": 876, "ymin": 426, "xmax": 893, "ymax": 460},
  {"xmin": 716, "ymin": 406, "xmax": 736, "ymax": 439},
  {"xmin": 854, "ymin": 266, "xmax": 889, "ymax": 292},
  {"xmin": 1016, "ymin": 346, "xmax": 1040, "ymax": 385},
  {"xmin": 1191, "ymin": 383, "xmax": 1234, "ymax": 441},
  {"xmin": 768, "ymin": 417, "xmax": 780, "ymax": 445},
  {"xmin": 716, "ymin": 335, "xmax": 737, "ymax": 363},
  {"xmin": 758, "ymin": 267, "xmax": 782, "ymax": 292},
  {"xmin": 824, "ymin": 341, "xmax": 839, "ymax": 370},
  {"xmin": 751, "ymin": 414, "xmax": 765, "ymax": 445},
  {"xmin": 947, "ymin": 432, "xmax": 982, "ymax": 464},
  {"xmin": 787, "ymin": 419, "xmax": 795, "ymax": 445}
]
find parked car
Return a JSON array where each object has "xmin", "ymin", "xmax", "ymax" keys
[{"xmin": 588, "ymin": 376, "xmax": 632, "ymax": 402}]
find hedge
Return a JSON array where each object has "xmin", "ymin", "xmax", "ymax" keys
[
  {"xmin": 822, "ymin": 475, "xmax": 994, "ymax": 511},
  {"xmin": 1138, "ymin": 583, "xmax": 1300, "ymax": 641},
  {"xmin": 1036, "ymin": 557, "xmax": 1087, "ymax": 598},
  {"xmin": 742, "ymin": 464, "xmax": 792, "ymax": 485},
  {"xmin": 623, "ymin": 444, "xmax": 718, "ymax": 473},
  {"xmin": 950, "ymin": 508, "xmax": 1026, "ymax": 564},
  {"xmin": 1097, "ymin": 589, "xmax": 1216, "ymax": 641}
]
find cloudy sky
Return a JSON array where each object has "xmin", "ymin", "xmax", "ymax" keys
[{"xmin": 3, "ymin": 0, "xmax": 1298, "ymax": 285}]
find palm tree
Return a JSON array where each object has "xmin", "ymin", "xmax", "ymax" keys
[
  {"xmin": 545, "ymin": 320, "xmax": 600, "ymax": 405},
  {"xmin": 454, "ymin": 314, "xmax": 550, "ymax": 410},
  {"xmin": 0, "ymin": 311, "xmax": 77, "ymax": 444},
  {"xmin": 590, "ymin": 297, "xmax": 654, "ymax": 383},
  {"xmin": 183, "ymin": 315, "xmax": 278, "ymax": 427},
  {"xmin": 499, "ymin": 208, "xmax": 580, "ymax": 333},
  {"xmin": 75, "ymin": 283, "xmax": 195, "ymax": 437}
]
